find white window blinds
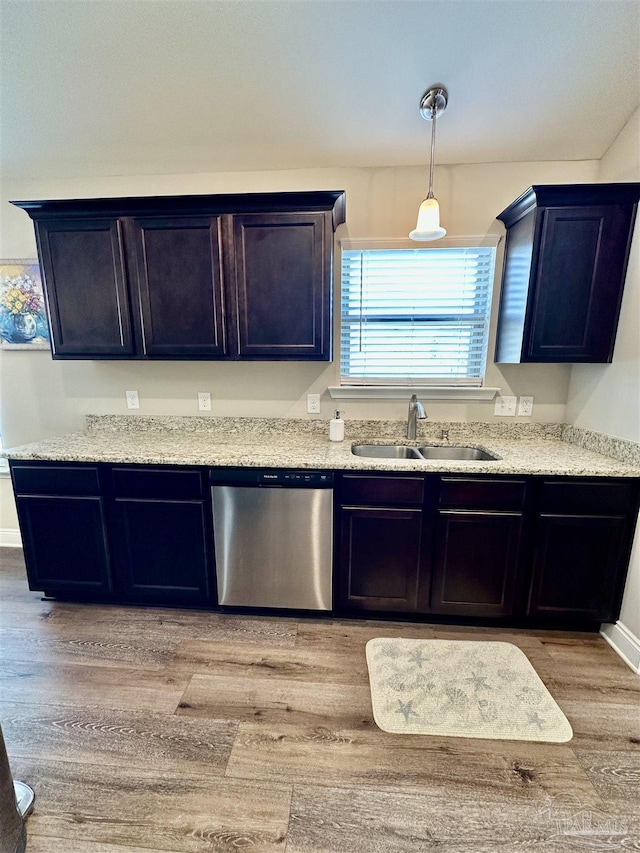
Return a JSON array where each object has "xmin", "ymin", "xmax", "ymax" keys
[{"xmin": 340, "ymin": 242, "xmax": 497, "ymax": 386}]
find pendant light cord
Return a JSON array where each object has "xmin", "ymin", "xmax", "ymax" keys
[{"xmin": 427, "ymin": 105, "xmax": 437, "ymax": 199}]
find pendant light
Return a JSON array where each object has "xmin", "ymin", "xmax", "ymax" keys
[{"xmin": 409, "ymin": 84, "xmax": 448, "ymax": 241}]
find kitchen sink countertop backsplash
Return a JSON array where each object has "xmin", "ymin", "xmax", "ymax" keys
[{"xmin": 4, "ymin": 415, "xmax": 640, "ymax": 477}]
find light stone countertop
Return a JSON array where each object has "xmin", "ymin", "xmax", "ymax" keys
[{"xmin": 4, "ymin": 416, "xmax": 640, "ymax": 478}]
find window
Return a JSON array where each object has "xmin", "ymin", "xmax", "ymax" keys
[{"xmin": 340, "ymin": 239, "xmax": 497, "ymax": 386}]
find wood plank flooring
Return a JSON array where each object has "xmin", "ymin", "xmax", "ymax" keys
[{"xmin": 0, "ymin": 546, "xmax": 638, "ymax": 851}]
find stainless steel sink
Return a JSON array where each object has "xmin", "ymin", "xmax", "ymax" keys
[
  {"xmin": 351, "ymin": 444, "xmax": 423, "ymax": 459},
  {"xmin": 351, "ymin": 444, "xmax": 498, "ymax": 461},
  {"xmin": 417, "ymin": 445, "xmax": 498, "ymax": 461}
]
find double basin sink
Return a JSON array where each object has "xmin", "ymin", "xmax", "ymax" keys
[{"xmin": 352, "ymin": 444, "xmax": 498, "ymax": 461}]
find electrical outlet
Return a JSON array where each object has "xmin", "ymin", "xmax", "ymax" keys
[
  {"xmin": 198, "ymin": 392, "xmax": 211, "ymax": 412},
  {"xmin": 307, "ymin": 393, "xmax": 321, "ymax": 414},
  {"xmin": 518, "ymin": 396, "xmax": 534, "ymax": 417},
  {"xmin": 125, "ymin": 390, "xmax": 139, "ymax": 410},
  {"xmin": 494, "ymin": 395, "xmax": 516, "ymax": 416}
]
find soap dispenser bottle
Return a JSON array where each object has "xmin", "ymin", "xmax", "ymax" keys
[{"xmin": 329, "ymin": 410, "xmax": 345, "ymax": 442}]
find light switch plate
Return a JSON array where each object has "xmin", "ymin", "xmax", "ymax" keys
[
  {"xmin": 125, "ymin": 390, "xmax": 139, "ymax": 410},
  {"xmin": 198, "ymin": 392, "xmax": 211, "ymax": 412},
  {"xmin": 518, "ymin": 396, "xmax": 534, "ymax": 416},
  {"xmin": 494, "ymin": 395, "xmax": 516, "ymax": 416},
  {"xmin": 307, "ymin": 393, "xmax": 321, "ymax": 414}
]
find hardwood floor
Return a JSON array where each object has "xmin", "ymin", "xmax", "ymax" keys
[{"xmin": 1, "ymin": 546, "xmax": 638, "ymax": 851}]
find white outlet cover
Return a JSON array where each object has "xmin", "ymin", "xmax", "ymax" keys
[
  {"xmin": 125, "ymin": 390, "xmax": 139, "ymax": 410},
  {"xmin": 198, "ymin": 392, "xmax": 212, "ymax": 412},
  {"xmin": 494, "ymin": 395, "xmax": 517, "ymax": 416},
  {"xmin": 518, "ymin": 396, "xmax": 534, "ymax": 416},
  {"xmin": 307, "ymin": 393, "xmax": 321, "ymax": 414}
]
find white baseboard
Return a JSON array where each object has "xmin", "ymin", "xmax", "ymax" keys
[
  {"xmin": 600, "ymin": 621, "xmax": 640, "ymax": 674},
  {"xmin": 0, "ymin": 528, "xmax": 22, "ymax": 548}
]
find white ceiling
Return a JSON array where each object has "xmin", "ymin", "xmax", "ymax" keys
[{"xmin": 1, "ymin": 0, "xmax": 639, "ymax": 180}]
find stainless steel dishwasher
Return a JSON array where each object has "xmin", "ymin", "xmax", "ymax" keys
[{"xmin": 210, "ymin": 468, "xmax": 333, "ymax": 611}]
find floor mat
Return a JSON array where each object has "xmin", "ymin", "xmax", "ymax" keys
[{"xmin": 366, "ymin": 638, "xmax": 573, "ymax": 742}]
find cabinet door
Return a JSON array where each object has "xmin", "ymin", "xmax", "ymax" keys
[
  {"xmin": 35, "ymin": 218, "xmax": 134, "ymax": 357},
  {"xmin": 130, "ymin": 216, "xmax": 226, "ymax": 357},
  {"xmin": 111, "ymin": 498, "xmax": 211, "ymax": 604},
  {"xmin": 430, "ymin": 511, "xmax": 523, "ymax": 617},
  {"xmin": 526, "ymin": 204, "xmax": 634, "ymax": 362},
  {"xmin": 16, "ymin": 494, "xmax": 112, "ymax": 595},
  {"xmin": 231, "ymin": 212, "xmax": 330, "ymax": 359},
  {"xmin": 338, "ymin": 506, "xmax": 423, "ymax": 612},
  {"xmin": 528, "ymin": 514, "xmax": 627, "ymax": 621}
]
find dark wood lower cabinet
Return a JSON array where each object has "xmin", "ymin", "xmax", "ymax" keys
[
  {"xmin": 110, "ymin": 498, "xmax": 211, "ymax": 604},
  {"xmin": 108, "ymin": 466, "xmax": 212, "ymax": 605},
  {"xmin": 429, "ymin": 476, "xmax": 527, "ymax": 617},
  {"xmin": 11, "ymin": 462, "xmax": 113, "ymax": 597},
  {"xmin": 338, "ymin": 506, "xmax": 423, "ymax": 612},
  {"xmin": 15, "ymin": 493, "xmax": 112, "ymax": 596},
  {"xmin": 11, "ymin": 461, "xmax": 214, "ymax": 607},
  {"xmin": 336, "ymin": 473, "xmax": 638, "ymax": 626},
  {"xmin": 430, "ymin": 510, "xmax": 524, "ymax": 617},
  {"xmin": 10, "ymin": 463, "xmax": 639, "ymax": 626},
  {"xmin": 527, "ymin": 478, "xmax": 639, "ymax": 622},
  {"xmin": 528, "ymin": 513, "xmax": 627, "ymax": 621}
]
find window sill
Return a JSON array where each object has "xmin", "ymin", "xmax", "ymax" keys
[{"xmin": 328, "ymin": 386, "xmax": 500, "ymax": 401}]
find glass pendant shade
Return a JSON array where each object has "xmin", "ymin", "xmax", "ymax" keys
[{"xmin": 409, "ymin": 197, "xmax": 446, "ymax": 241}]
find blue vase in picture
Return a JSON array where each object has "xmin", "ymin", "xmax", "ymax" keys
[{"xmin": 8, "ymin": 312, "xmax": 38, "ymax": 343}]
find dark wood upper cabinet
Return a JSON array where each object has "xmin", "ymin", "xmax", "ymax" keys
[
  {"xmin": 495, "ymin": 183, "xmax": 640, "ymax": 363},
  {"xmin": 12, "ymin": 192, "xmax": 346, "ymax": 361},
  {"xmin": 129, "ymin": 216, "xmax": 226, "ymax": 357},
  {"xmin": 232, "ymin": 212, "xmax": 330, "ymax": 359},
  {"xmin": 35, "ymin": 218, "xmax": 134, "ymax": 357}
]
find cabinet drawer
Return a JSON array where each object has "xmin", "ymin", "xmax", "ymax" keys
[
  {"xmin": 538, "ymin": 479, "xmax": 638, "ymax": 515},
  {"xmin": 12, "ymin": 463, "xmax": 101, "ymax": 496},
  {"xmin": 439, "ymin": 477, "xmax": 526, "ymax": 510},
  {"xmin": 340, "ymin": 474, "xmax": 425, "ymax": 506},
  {"xmin": 111, "ymin": 467, "xmax": 204, "ymax": 500}
]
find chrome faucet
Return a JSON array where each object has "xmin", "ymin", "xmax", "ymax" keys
[{"xmin": 407, "ymin": 394, "xmax": 427, "ymax": 439}]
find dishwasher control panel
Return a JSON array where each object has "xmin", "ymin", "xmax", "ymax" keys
[{"xmin": 210, "ymin": 468, "xmax": 334, "ymax": 488}]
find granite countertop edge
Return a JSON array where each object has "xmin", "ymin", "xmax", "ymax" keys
[{"xmin": 4, "ymin": 416, "xmax": 640, "ymax": 478}]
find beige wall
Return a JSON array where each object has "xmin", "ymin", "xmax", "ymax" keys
[
  {"xmin": 566, "ymin": 109, "xmax": 640, "ymax": 441},
  {"xmin": 0, "ymin": 479, "xmax": 18, "ymax": 532},
  {"xmin": 0, "ymin": 159, "xmax": 598, "ymax": 456},
  {"xmin": 567, "ymin": 108, "xmax": 640, "ymax": 640}
]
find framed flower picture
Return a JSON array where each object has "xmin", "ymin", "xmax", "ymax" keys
[{"xmin": 0, "ymin": 259, "xmax": 51, "ymax": 350}]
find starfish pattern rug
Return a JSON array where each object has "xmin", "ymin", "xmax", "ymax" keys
[{"xmin": 365, "ymin": 638, "xmax": 573, "ymax": 742}]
